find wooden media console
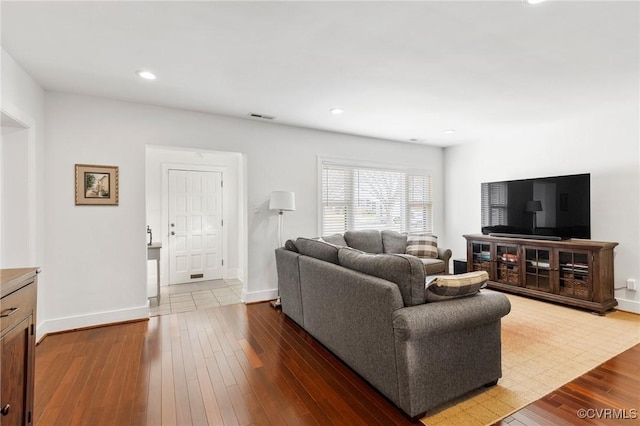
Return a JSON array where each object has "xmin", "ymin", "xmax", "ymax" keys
[{"xmin": 464, "ymin": 234, "xmax": 618, "ymax": 314}]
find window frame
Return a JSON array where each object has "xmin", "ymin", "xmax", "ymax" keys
[
  {"xmin": 317, "ymin": 156, "xmax": 434, "ymax": 236},
  {"xmin": 481, "ymin": 181, "xmax": 509, "ymax": 227}
]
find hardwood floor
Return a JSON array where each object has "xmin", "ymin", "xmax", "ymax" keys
[
  {"xmin": 34, "ymin": 302, "xmax": 414, "ymax": 426},
  {"xmin": 34, "ymin": 302, "xmax": 639, "ymax": 426}
]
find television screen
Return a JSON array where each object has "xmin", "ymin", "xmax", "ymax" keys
[{"xmin": 481, "ymin": 173, "xmax": 590, "ymax": 240}]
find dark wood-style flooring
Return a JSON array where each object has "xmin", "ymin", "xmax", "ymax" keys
[{"xmin": 35, "ymin": 302, "xmax": 639, "ymax": 425}]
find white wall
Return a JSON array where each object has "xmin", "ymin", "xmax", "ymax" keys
[
  {"xmin": 145, "ymin": 146, "xmax": 244, "ymax": 291},
  {"xmin": 1, "ymin": 49, "xmax": 46, "ymax": 338},
  {"xmin": 6, "ymin": 40, "xmax": 636, "ymax": 339},
  {"xmin": 444, "ymin": 102, "xmax": 640, "ymax": 313},
  {"xmin": 44, "ymin": 92, "xmax": 444, "ymax": 330},
  {"xmin": 1, "ymin": 126, "xmax": 30, "ymax": 266}
]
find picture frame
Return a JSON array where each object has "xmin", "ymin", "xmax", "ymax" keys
[{"xmin": 75, "ymin": 164, "xmax": 119, "ymax": 206}]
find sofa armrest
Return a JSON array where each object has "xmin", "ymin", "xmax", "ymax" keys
[
  {"xmin": 275, "ymin": 248, "xmax": 305, "ymax": 326},
  {"xmin": 392, "ymin": 291, "xmax": 511, "ymax": 341},
  {"xmin": 392, "ymin": 291, "xmax": 509, "ymax": 416},
  {"xmin": 437, "ymin": 247, "xmax": 452, "ymax": 274}
]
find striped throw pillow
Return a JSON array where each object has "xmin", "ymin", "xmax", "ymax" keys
[
  {"xmin": 406, "ymin": 234, "xmax": 438, "ymax": 259},
  {"xmin": 425, "ymin": 271, "xmax": 488, "ymax": 302}
]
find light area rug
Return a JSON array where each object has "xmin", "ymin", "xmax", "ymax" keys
[{"xmin": 420, "ymin": 291, "xmax": 640, "ymax": 426}]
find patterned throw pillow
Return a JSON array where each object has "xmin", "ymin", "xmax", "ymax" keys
[
  {"xmin": 406, "ymin": 234, "xmax": 438, "ymax": 259},
  {"xmin": 425, "ymin": 271, "xmax": 488, "ymax": 302}
]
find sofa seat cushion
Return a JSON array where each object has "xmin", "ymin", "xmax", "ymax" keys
[
  {"xmin": 296, "ymin": 237, "xmax": 340, "ymax": 264},
  {"xmin": 344, "ymin": 230, "xmax": 384, "ymax": 254},
  {"xmin": 425, "ymin": 271, "xmax": 488, "ymax": 302},
  {"xmin": 421, "ymin": 258, "xmax": 446, "ymax": 275},
  {"xmin": 338, "ymin": 247, "xmax": 426, "ymax": 306},
  {"xmin": 406, "ymin": 234, "xmax": 438, "ymax": 259}
]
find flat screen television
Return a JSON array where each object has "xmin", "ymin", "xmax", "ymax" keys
[{"xmin": 481, "ymin": 173, "xmax": 590, "ymax": 240}]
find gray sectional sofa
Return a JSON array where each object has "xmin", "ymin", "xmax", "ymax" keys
[
  {"xmin": 325, "ymin": 229, "xmax": 452, "ymax": 275},
  {"xmin": 275, "ymin": 230, "xmax": 511, "ymax": 419}
]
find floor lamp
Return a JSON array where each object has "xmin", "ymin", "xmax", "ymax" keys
[{"xmin": 269, "ymin": 191, "xmax": 296, "ymax": 307}]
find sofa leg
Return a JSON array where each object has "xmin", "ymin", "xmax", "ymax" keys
[
  {"xmin": 409, "ymin": 412, "xmax": 427, "ymax": 423},
  {"xmin": 483, "ymin": 379, "xmax": 499, "ymax": 387}
]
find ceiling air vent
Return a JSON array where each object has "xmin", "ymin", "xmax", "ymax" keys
[{"xmin": 248, "ymin": 113, "xmax": 275, "ymax": 120}]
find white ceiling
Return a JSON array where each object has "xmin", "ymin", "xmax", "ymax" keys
[{"xmin": 2, "ymin": 1, "xmax": 638, "ymax": 147}]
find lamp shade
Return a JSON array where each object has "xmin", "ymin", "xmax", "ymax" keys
[
  {"xmin": 525, "ymin": 200, "xmax": 543, "ymax": 212},
  {"xmin": 269, "ymin": 191, "xmax": 296, "ymax": 211}
]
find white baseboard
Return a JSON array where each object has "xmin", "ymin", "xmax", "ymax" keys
[
  {"xmin": 243, "ymin": 288, "xmax": 277, "ymax": 304},
  {"xmin": 36, "ymin": 302, "xmax": 150, "ymax": 342},
  {"xmin": 235, "ymin": 268, "xmax": 245, "ymax": 283},
  {"xmin": 615, "ymin": 297, "xmax": 640, "ymax": 314},
  {"xmin": 223, "ymin": 267, "xmax": 243, "ymax": 281}
]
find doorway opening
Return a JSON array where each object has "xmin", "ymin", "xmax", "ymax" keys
[
  {"xmin": 145, "ymin": 146, "xmax": 246, "ymax": 308},
  {"xmin": 1, "ymin": 111, "xmax": 35, "ymax": 268}
]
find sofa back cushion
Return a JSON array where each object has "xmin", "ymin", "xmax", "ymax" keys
[
  {"xmin": 284, "ymin": 239, "xmax": 299, "ymax": 252},
  {"xmin": 344, "ymin": 230, "xmax": 384, "ymax": 253},
  {"xmin": 296, "ymin": 237, "xmax": 340, "ymax": 264},
  {"xmin": 321, "ymin": 233, "xmax": 348, "ymax": 246},
  {"xmin": 338, "ymin": 247, "xmax": 426, "ymax": 306},
  {"xmin": 381, "ymin": 230, "xmax": 407, "ymax": 254}
]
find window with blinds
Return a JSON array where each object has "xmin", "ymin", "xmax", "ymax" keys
[
  {"xmin": 481, "ymin": 182, "xmax": 508, "ymax": 226},
  {"xmin": 321, "ymin": 163, "xmax": 433, "ymax": 235}
]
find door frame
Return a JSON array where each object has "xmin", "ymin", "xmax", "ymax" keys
[
  {"xmin": 161, "ymin": 163, "xmax": 228, "ymax": 286},
  {"xmin": 1, "ymin": 109, "xmax": 36, "ymax": 268}
]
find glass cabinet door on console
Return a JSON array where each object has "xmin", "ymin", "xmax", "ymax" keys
[
  {"xmin": 558, "ymin": 250, "xmax": 591, "ymax": 300},
  {"xmin": 524, "ymin": 247, "xmax": 553, "ymax": 293},
  {"xmin": 495, "ymin": 244, "xmax": 520, "ymax": 286},
  {"xmin": 464, "ymin": 235, "xmax": 618, "ymax": 314},
  {"xmin": 470, "ymin": 242, "xmax": 492, "ymax": 274}
]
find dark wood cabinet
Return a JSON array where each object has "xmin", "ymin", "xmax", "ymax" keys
[
  {"xmin": 1, "ymin": 268, "xmax": 38, "ymax": 426},
  {"xmin": 464, "ymin": 235, "xmax": 617, "ymax": 313}
]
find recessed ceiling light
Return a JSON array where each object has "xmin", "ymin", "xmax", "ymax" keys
[
  {"xmin": 136, "ymin": 70, "xmax": 156, "ymax": 80},
  {"xmin": 526, "ymin": 0, "xmax": 546, "ymax": 4},
  {"xmin": 443, "ymin": 129, "xmax": 456, "ymax": 134},
  {"xmin": 330, "ymin": 108, "xmax": 344, "ymax": 115}
]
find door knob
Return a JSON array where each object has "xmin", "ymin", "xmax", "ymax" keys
[
  {"xmin": 171, "ymin": 231, "xmax": 175, "ymax": 236},
  {"xmin": 170, "ymin": 223, "xmax": 175, "ymax": 227},
  {"xmin": 1, "ymin": 404, "xmax": 10, "ymax": 416}
]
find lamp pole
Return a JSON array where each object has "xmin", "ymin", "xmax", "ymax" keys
[{"xmin": 269, "ymin": 191, "xmax": 296, "ymax": 308}]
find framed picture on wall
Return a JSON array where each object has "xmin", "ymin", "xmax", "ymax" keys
[{"xmin": 75, "ymin": 164, "xmax": 119, "ymax": 205}]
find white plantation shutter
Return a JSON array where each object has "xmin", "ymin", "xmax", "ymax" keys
[
  {"xmin": 408, "ymin": 175, "xmax": 433, "ymax": 233},
  {"xmin": 322, "ymin": 166, "xmax": 353, "ymax": 234},
  {"xmin": 321, "ymin": 162, "xmax": 433, "ymax": 235},
  {"xmin": 481, "ymin": 182, "xmax": 508, "ymax": 226}
]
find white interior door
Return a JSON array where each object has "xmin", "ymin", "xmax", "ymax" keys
[{"xmin": 169, "ymin": 169, "xmax": 223, "ymax": 284}]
